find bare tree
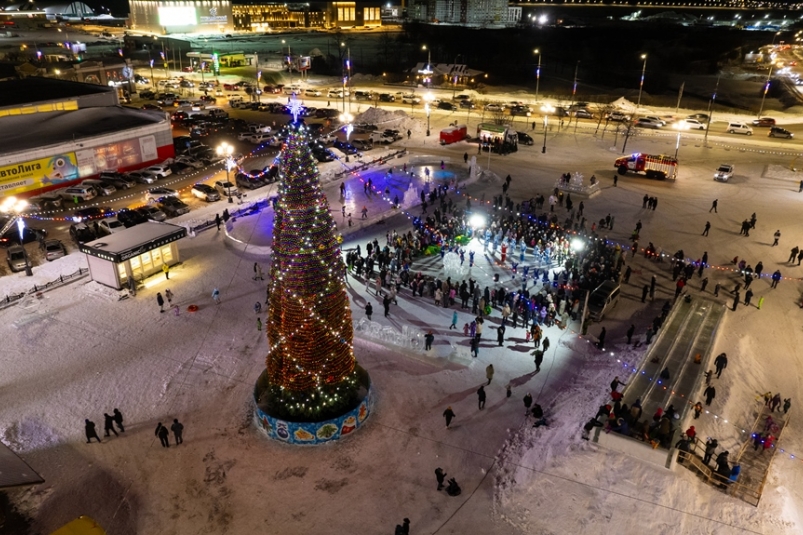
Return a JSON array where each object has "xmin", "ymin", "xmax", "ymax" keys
[{"xmin": 594, "ymin": 104, "xmax": 615, "ymax": 136}]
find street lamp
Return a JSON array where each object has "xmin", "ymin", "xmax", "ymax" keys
[
  {"xmin": 424, "ymin": 92, "xmax": 433, "ymax": 136},
  {"xmin": 758, "ymin": 63, "xmax": 773, "ymax": 118},
  {"xmin": 217, "ymin": 142, "xmax": 234, "ymax": 203},
  {"xmin": 0, "ymin": 196, "xmax": 33, "ymax": 276},
  {"xmin": 673, "ymin": 122, "xmax": 689, "ymax": 159},
  {"xmin": 540, "ymin": 104, "xmax": 554, "ymax": 154},
  {"xmin": 636, "ymin": 54, "xmax": 647, "ymax": 115},
  {"xmin": 421, "ymin": 44, "xmax": 432, "ymax": 88},
  {"xmin": 534, "ymin": 48, "xmax": 542, "ymax": 104},
  {"xmin": 340, "ymin": 112, "xmax": 354, "ymax": 161}
]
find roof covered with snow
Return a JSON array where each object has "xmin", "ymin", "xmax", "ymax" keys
[
  {"xmin": 79, "ymin": 221, "xmax": 186, "ymax": 263},
  {"xmin": 0, "ymin": 106, "xmax": 168, "ymax": 155}
]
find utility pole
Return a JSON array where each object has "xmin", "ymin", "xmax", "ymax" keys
[
  {"xmin": 567, "ymin": 61, "xmax": 579, "ymax": 130},
  {"xmin": 758, "ymin": 64, "xmax": 772, "ymax": 118},
  {"xmin": 703, "ymin": 76, "xmax": 719, "ymax": 146}
]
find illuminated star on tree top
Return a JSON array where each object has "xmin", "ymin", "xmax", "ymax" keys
[{"xmin": 288, "ymin": 97, "xmax": 303, "ymax": 122}]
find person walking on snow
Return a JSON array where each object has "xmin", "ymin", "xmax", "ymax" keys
[
  {"xmin": 162, "ymin": 263, "xmax": 170, "ymax": 280},
  {"xmin": 165, "ymin": 288, "xmax": 173, "ymax": 306},
  {"xmin": 693, "ymin": 402, "xmax": 703, "ymax": 419},
  {"xmin": 597, "ymin": 327, "xmax": 607, "ymax": 350},
  {"xmin": 443, "ymin": 406, "xmax": 455, "ymax": 428},
  {"xmin": 704, "ymin": 385, "xmax": 716, "ymax": 405},
  {"xmin": 485, "ymin": 364, "xmax": 494, "ymax": 385},
  {"xmin": 610, "ymin": 376, "xmax": 626, "ymax": 393},
  {"xmin": 155, "ymin": 422, "xmax": 170, "ymax": 448},
  {"xmin": 171, "ymin": 418, "xmax": 184, "ymax": 445},
  {"xmin": 532, "ymin": 349, "xmax": 544, "ymax": 371},
  {"xmin": 771, "ymin": 270, "xmax": 782, "ymax": 288},
  {"xmin": 157, "ymin": 292, "xmax": 164, "ymax": 313},
  {"xmin": 709, "ymin": 199, "xmax": 718, "ymax": 213},
  {"xmin": 450, "ymin": 311, "xmax": 458, "ymax": 330},
  {"xmin": 103, "ymin": 413, "xmax": 118, "ymax": 437},
  {"xmin": 714, "ymin": 353, "xmax": 728, "ymax": 378},
  {"xmin": 212, "ymin": 288, "xmax": 220, "ymax": 304},
  {"xmin": 85, "ymin": 419, "xmax": 101, "ymax": 443},
  {"xmin": 435, "ymin": 467, "xmax": 447, "ymax": 490},
  {"xmin": 477, "ymin": 386, "xmax": 487, "ymax": 410},
  {"xmin": 773, "ymin": 230, "xmax": 781, "ymax": 247},
  {"xmin": 112, "ymin": 408, "xmax": 125, "ymax": 432},
  {"xmin": 626, "ymin": 324, "xmax": 635, "ymax": 344},
  {"xmin": 523, "ymin": 393, "xmax": 533, "ymax": 414},
  {"xmin": 702, "ymin": 221, "xmax": 711, "ymax": 236},
  {"xmin": 542, "ymin": 337, "xmax": 550, "ymax": 354}
]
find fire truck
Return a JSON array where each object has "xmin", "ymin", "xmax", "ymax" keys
[{"xmin": 614, "ymin": 153, "xmax": 678, "ymax": 180}]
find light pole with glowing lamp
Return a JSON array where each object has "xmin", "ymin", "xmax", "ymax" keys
[
  {"xmin": 0, "ymin": 196, "xmax": 33, "ymax": 276},
  {"xmin": 540, "ymin": 104, "xmax": 554, "ymax": 154},
  {"xmin": 421, "ymin": 45, "xmax": 433, "ymax": 88},
  {"xmin": 217, "ymin": 142, "xmax": 234, "ymax": 203},
  {"xmin": 424, "ymin": 92, "xmax": 433, "ymax": 136},
  {"xmin": 340, "ymin": 112, "xmax": 354, "ymax": 161},
  {"xmin": 533, "ymin": 48, "xmax": 542, "ymax": 104},
  {"xmin": 673, "ymin": 122, "xmax": 689, "ymax": 160},
  {"xmin": 636, "ymin": 54, "xmax": 647, "ymax": 115},
  {"xmin": 758, "ymin": 63, "xmax": 773, "ymax": 118}
]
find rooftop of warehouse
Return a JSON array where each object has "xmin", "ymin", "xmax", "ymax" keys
[
  {"xmin": 0, "ymin": 106, "xmax": 168, "ymax": 155},
  {"xmin": 0, "ymin": 77, "xmax": 117, "ymax": 108}
]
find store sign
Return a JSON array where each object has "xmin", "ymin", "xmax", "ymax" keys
[
  {"xmin": 0, "ymin": 153, "xmax": 79, "ymax": 196},
  {"xmin": 158, "ymin": 6, "xmax": 197, "ymax": 26},
  {"xmin": 76, "ymin": 136, "xmax": 157, "ymax": 177},
  {"xmin": 200, "ymin": 7, "xmax": 227, "ymax": 25}
]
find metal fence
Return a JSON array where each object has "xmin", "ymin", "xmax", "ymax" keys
[{"xmin": 0, "ymin": 267, "xmax": 89, "ymax": 311}]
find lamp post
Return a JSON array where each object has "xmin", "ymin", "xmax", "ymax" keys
[
  {"xmin": 0, "ymin": 196, "xmax": 33, "ymax": 276},
  {"xmin": 424, "ymin": 92, "xmax": 433, "ymax": 137},
  {"xmin": 149, "ymin": 58, "xmax": 155, "ymax": 88},
  {"xmin": 340, "ymin": 112, "xmax": 353, "ymax": 161},
  {"xmin": 636, "ymin": 54, "xmax": 647, "ymax": 115},
  {"xmin": 534, "ymin": 48, "xmax": 541, "ymax": 105},
  {"xmin": 217, "ymin": 142, "xmax": 234, "ymax": 203},
  {"xmin": 673, "ymin": 122, "xmax": 689, "ymax": 160},
  {"xmin": 422, "ymin": 44, "xmax": 432, "ymax": 88},
  {"xmin": 758, "ymin": 63, "xmax": 773, "ymax": 118},
  {"xmin": 540, "ymin": 104, "xmax": 554, "ymax": 154}
]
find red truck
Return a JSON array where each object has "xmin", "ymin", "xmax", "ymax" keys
[
  {"xmin": 439, "ymin": 124, "xmax": 467, "ymax": 145},
  {"xmin": 614, "ymin": 153, "xmax": 677, "ymax": 180}
]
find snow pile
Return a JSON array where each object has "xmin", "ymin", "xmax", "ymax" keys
[
  {"xmin": 354, "ymin": 107, "xmax": 426, "ymax": 135},
  {"xmin": 764, "ymin": 164, "xmax": 802, "ymax": 179}
]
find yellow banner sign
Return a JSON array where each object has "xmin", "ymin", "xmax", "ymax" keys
[{"xmin": 0, "ymin": 153, "xmax": 80, "ymax": 196}]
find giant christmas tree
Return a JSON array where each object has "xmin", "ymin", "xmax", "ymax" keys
[{"xmin": 256, "ymin": 110, "xmax": 370, "ymax": 423}]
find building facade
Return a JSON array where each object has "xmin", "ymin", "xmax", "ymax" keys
[
  {"xmin": 408, "ymin": 0, "xmax": 509, "ymax": 26},
  {"xmin": 129, "ymin": 0, "xmax": 234, "ymax": 34}
]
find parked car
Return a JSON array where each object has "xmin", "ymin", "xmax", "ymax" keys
[
  {"xmin": 40, "ymin": 239, "xmax": 66, "ymax": 261},
  {"xmin": 401, "ymin": 94, "xmax": 421, "ymax": 105},
  {"xmin": 509, "ymin": 105, "xmax": 531, "ymax": 117},
  {"xmin": 752, "ymin": 117, "xmax": 776, "ymax": 127},
  {"xmin": 327, "ymin": 88, "xmax": 347, "ymax": 98},
  {"xmin": 175, "ymin": 155, "xmax": 204, "ymax": 169},
  {"xmin": 305, "ymin": 88, "xmax": 322, "ymax": 97},
  {"xmin": 146, "ymin": 165, "xmax": 173, "ymax": 179},
  {"xmin": 352, "ymin": 138, "xmax": 373, "ymax": 150},
  {"xmin": 145, "ymin": 187, "xmax": 179, "ymax": 202},
  {"xmin": 687, "ymin": 113, "xmax": 709, "ymax": 122},
  {"xmin": 607, "ymin": 111, "xmax": 629, "ymax": 122},
  {"xmin": 25, "ymin": 193, "xmax": 63, "ymax": 212},
  {"xmin": 0, "ymin": 217, "xmax": 46, "ymax": 246},
  {"xmin": 97, "ymin": 217, "xmax": 126, "ymax": 236},
  {"xmin": 378, "ymin": 93, "xmax": 396, "ymax": 102},
  {"xmin": 158, "ymin": 197, "xmax": 190, "ymax": 217},
  {"xmin": 214, "ymin": 180, "xmax": 239, "ymax": 198},
  {"xmin": 141, "ymin": 103, "xmax": 161, "ymax": 111},
  {"xmin": 69, "ymin": 222, "xmax": 96, "ymax": 244},
  {"xmin": 769, "ymin": 126, "xmax": 794, "ymax": 139},
  {"xmin": 643, "ymin": 115, "xmax": 667, "ymax": 126},
  {"xmin": 437, "ymin": 101, "xmax": 457, "ymax": 111},
  {"xmin": 714, "ymin": 164, "xmax": 734, "ymax": 182},
  {"xmin": 6, "ymin": 244, "xmax": 29, "ymax": 272},
  {"xmin": 81, "ymin": 179, "xmax": 116, "ymax": 196},
  {"xmin": 191, "ymin": 183, "xmax": 221, "ymax": 202},
  {"xmin": 61, "ymin": 186, "xmax": 97, "ymax": 202},
  {"xmin": 484, "ymin": 103, "xmax": 503, "ymax": 112},
  {"xmin": 99, "ymin": 174, "xmax": 135, "ymax": 190},
  {"xmin": 333, "ymin": 139, "xmax": 358, "ymax": 154},
  {"xmin": 126, "ymin": 171, "xmax": 158, "ymax": 184},
  {"xmin": 135, "ymin": 205, "xmax": 167, "ymax": 222},
  {"xmin": 312, "ymin": 147, "xmax": 335, "ymax": 162},
  {"xmin": 116, "ymin": 208, "xmax": 148, "ymax": 228},
  {"xmin": 573, "ymin": 109, "xmax": 593, "ymax": 119}
]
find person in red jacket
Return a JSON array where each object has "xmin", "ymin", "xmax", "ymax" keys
[{"xmin": 685, "ymin": 426, "xmax": 696, "ymax": 441}]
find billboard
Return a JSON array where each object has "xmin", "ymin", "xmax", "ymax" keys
[
  {"xmin": 0, "ymin": 153, "xmax": 79, "ymax": 196},
  {"xmin": 76, "ymin": 136, "xmax": 157, "ymax": 176},
  {"xmin": 199, "ymin": 6, "xmax": 228, "ymax": 25},
  {"xmin": 158, "ymin": 6, "xmax": 197, "ymax": 26}
]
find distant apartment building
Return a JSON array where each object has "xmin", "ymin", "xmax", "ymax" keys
[
  {"xmin": 408, "ymin": 0, "xmax": 510, "ymax": 27},
  {"xmin": 232, "ymin": 1, "xmax": 382, "ymax": 32}
]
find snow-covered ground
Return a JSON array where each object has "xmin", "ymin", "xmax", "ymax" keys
[{"xmin": 2, "ymin": 129, "xmax": 803, "ymax": 534}]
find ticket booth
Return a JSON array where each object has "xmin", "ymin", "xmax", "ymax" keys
[{"xmin": 79, "ymin": 222, "xmax": 187, "ymax": 290}]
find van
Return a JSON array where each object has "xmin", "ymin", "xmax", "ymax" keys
[
  {"xmin": 587, "ymin": 280, "xmax": 621, "ymax": 322},
  {"xmin": 284, "ymin": 84, "xmax": 302, "ymax": 95},
  {"xmin": 228, "ymin": 95, "xmax": 244, "ymax": 106},
  {"xmin": 354, "ymin": 90, "xmax": 372, "ymax": 101},
  {"xmin": 61, "ymin": 186, "xmax": 97, "ymax": 202},
  {"xmin": 726, "ymin": 122, "xmax": 753, "ymax": 136},
  {"xmin": 81, "ymin": 179, "xmax": 116, "ymax": 196}
]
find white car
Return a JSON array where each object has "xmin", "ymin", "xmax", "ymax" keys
[
  {"xmin": 146, "ymin": 165, "xmax": 172, "ymax": 179},
  {"xmin": 643, "ymin": 115, "xmax": 667, "ymax": 126},
  {"xmin": 238, "ymin": 131, "xmax": 255, "ymax": 141},
  {"xmin": 191, "ymin": 183, "xmax": 221, "ymax": 202},
  {"xmin": 714, "ymin": 164, "xmax": 733, "ymax": 182},
  {"xmin": 635, "ymin": 117, "xmax": 662, "ymax": 129},
  {"xmin": 98, "ymin": 216, "xmax": 126, "ymax": 235},
  {"xmin": 305, "ymin": 88, "xmax": 322, "ymax": 97},
  {"xmin": 484, "ymin": 103, "xmax": 503, "ymax": 112},
  {"xmin": 402, "ymin": 94, "xmax": 421, "ymax": 104},
  {"xmin": 246, "ymin": 132, "xmax": 273, "ymax": 144},
  {"xmin": 681, "ymin": 118, "xmax": 706, "ymax": 130},
  {"xmin": 144, "ymin": 187, "xmax": 179, "ymax": 202},
  {"xmin": 214, "ymin": 180, "xmax": 239, "ymax": 198},
  {"xmin": 328, "ymin": 89, "xmax": 348, "ymax": 98}
]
